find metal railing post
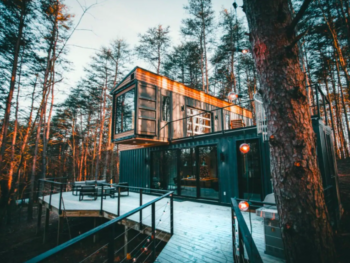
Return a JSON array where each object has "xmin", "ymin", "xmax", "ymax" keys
[
  {"xmin": 221, "ymin": 108, "xmax": 225, "ymax": 133},
  {"xmin": 152, "ymin": 203, "xmax": 156, "ymax": 262},
  {"xmin": 231, "ymin": 207, "xmax": 236, "ymax": 260},
  {"xmin": 170, "ymin": 193, "xmax": 174, "ymax": 236},
  {"xmin": 108, "ymin": 224, "xmax": 115, "ymax": 263},
  {"xmin": 49, "ymin": 183, "xmax": 53, "ymax": 209},
  {"xmin": 100, "ymin": 184, "xmax": 104, "ymax": 216},
  {"xmin": 118, "ymin": 186, "xmax": 121, "ymax": 216},
  {"xmin": 58, "ymin": 184, "xmax": 63, "ymax": 215},
  {"xmin": 140, "ymin": 189, "xmax": 143, "ymax": 231},
  {"xmin": 37, "ymin": 203, "xmax": 42, "ymax": 233}
]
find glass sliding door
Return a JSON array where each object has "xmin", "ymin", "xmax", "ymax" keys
[
  {"xmin": 179, "ymin": 148, "xmax": 197, "ymax": 197},
  {"xmin": 237, "ymin": 139, "xmax": 263, "ymax": 201},
  {"xmin": 152, "ymin": 146, "xmax": 219, "ymax": 200},
  {"xmin": 151, "ymin": 150, "xmax": 178, "ymax": 194},
  {"xmin": 198, "ymin": 146, "xmax": 219, "ymax": 199}
]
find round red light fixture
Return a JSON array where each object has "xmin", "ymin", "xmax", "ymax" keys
[
  {"xmin": 227, "ymin": 92, "xmax": 238, "ymax": 102},
  {"xmin": 239, "ymin": 143, "xmax": 250, "ymax": 154},
  {"xmin": 238, "ymin": 201, "xmax": 249, "ymax": 212}
]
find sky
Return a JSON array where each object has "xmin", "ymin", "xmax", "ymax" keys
[{"xmin": 60, "ymin": 0, "xmax": 245, "ymax": 103}]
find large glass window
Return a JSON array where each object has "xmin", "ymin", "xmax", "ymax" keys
[
  {"xmin": 179, "ymin": 148, "xmax": 197, "ymax": 197},
  {"xmin": 186, "ymin": 107, "xmax": 212, "ymax": 136},
  {"xmin": 151, "ymin": 150, "xmax": 178, "ymax": 193},
  {"xmin": 115, "ymin": 88, "xmax": 135, "ymax": 133},
  {"xmin": 199, "ymin": 146, "xmax": 218, "ymax": 199}
]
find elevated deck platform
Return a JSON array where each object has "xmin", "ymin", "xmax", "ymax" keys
[{"xmin": 40, "ymin": 192, "xmax": 284, "ymax": 263}]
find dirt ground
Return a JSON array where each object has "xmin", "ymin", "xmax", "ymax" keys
[{"xmin": 335, "ymin": 159, "xmax": 350, "ymax": 262}]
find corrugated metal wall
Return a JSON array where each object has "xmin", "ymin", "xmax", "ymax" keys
[{"xmin": 120, "ymin": 127, "xmax": 271, "ymax": 204}]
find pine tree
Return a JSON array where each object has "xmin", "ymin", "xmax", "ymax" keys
[
  {"xmin": 181, "ymin": 0, "xmax": 215, "ymax": 93},
  {"xmin": 135, "ymin": 25, "xmax": 170, "ymax": 74}
]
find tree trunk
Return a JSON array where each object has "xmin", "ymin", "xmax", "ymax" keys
[
  {"xmin": 243, "ymin": 1, "xmax": 335, "ymax": 262},
  {"xmin": 0, "ymin": 4, "xmax": 26, "ymax": 164},
  {"xmin": 335, "ymin": 57, "xmax": 350, "ymax": 154},
  {"xmin": 324, "ymin": 80, "xmax": 340, "ymax": 158},
  {"xmin": 330, "ymin": 64, "xmax": 347, "ymax": 159},
  {"xmin": 95, "ymin": 60, "xmax": 108, "ymax": 180}
]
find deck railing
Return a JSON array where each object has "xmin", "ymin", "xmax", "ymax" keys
[
  {"xmin": 28, "ymin": 188, "xmax": 174, "ymax": 263},
  {"xmin": 159, "ymin": 102, "xmax": 255, "ymax": 141},
  {"xmin": 231, "ymin": 197, "xmax": 270, "ymax": 263},
  {"xmin": 37, "ymin": 177, "xmax": 68, "ymax": 215}
]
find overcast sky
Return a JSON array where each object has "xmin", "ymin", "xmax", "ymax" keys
[{"xmin": 59, "ymin": 0, "xmax": 245, "ymax": 102}]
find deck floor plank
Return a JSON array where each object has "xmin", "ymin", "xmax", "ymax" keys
[{"xmin": 41, "ymin": 192, "xmax": 284, "ymax": 263}]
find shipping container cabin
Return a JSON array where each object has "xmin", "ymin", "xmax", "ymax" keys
[{"xmin": 111, "ymin": 67, "xmax": 341, "ymax": 226}]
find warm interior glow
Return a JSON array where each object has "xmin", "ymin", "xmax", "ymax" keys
[
  {"xmin": 238, "ymin": 201, "xmax": 249, "ymax": 211},
  {"xmin": 239, "ymin": 143, "xmax": 250, "ymax": 154}
]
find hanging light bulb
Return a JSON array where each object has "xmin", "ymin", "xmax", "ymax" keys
[
  {"xmin": 228, "ymin": 92, "xmax": 239, "ymax": 102},
  {"xmin": 239, "ymin": 143, "xmax": 250, "ymax": 154},
  {"xmin": 238, "ymin": 201, "xmax": 249, "ymax": 211}
]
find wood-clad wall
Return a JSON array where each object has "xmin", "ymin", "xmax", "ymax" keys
[{"xmin": 135, "ymin": 67, "xmax": 252, "ymax": 118}]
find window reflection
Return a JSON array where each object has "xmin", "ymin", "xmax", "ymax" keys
[
  {"xmin": 162, "ymin": 96, "xmax": 170, "ymax": 122},
  {"xmin": 115, "ymin": 88, "xmax": 135, "ymax": 133},
  {"xmin": 186, "ymin": 107, "xmax": 212, "ymax": 136}
]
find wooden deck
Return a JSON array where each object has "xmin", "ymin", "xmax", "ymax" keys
[{"xmin": 40, "ymin": 192, "xmax": 284, "ymax": 263}]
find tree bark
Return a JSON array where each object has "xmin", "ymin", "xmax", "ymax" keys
[{"xmin": 243, "ymin": 1, "xmax": 335, "ymax": 262}]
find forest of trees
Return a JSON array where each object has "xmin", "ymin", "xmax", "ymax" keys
[{"xmin": 0, "ymin": 0, "xmax": 349, "ymax": 225}]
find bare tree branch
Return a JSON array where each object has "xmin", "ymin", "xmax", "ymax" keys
[{"xmin": 287, "ymin": 0, "xmax": 313, "ymax": 34}]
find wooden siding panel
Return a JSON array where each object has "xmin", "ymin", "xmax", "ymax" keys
[{"xmin": 135, "ymin": 68, "xmax": 252, "ymax": 118}]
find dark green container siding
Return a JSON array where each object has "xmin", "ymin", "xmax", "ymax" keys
[
  {"xmin": 120, "ymin": 148, "xmax": 151, "ymax": 188},
  {"xmin": 120, "ymin": 127, "xmax": 272, "ymax": 204}
]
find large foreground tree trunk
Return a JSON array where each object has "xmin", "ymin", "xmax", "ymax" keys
[{"xmin": 243, "ymin": 1, "xmax": 335, "ymax": 262}]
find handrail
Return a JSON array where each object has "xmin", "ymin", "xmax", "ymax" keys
[
  {"xmin": 26, "ymin": 191, "xmax": 174, "ymax": 263},
  {"xmin": 101, "ymin": 182, "xmax": 171, "ymax": 193},
  {"xmin": 159, "ymin": 101, "xmax": 254, "ymax": 141},
  {"xmin": 235, "ymin": 198, "xmax": 276, "ymax": 208},
  {"xmin": 231, "ymin": 197, "xmax": 263, "ymax": 263},
  {"xmin": 38, "ymin": 179, "xmax": 67, "ymax": 185}
]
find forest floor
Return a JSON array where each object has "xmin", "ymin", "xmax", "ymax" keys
[{"xmin": 335, "ymin": 158, "xmax": 350, "ymax": 262}]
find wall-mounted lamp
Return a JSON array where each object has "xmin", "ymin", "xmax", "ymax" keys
[
  {"xmin": 145, "ymin": 155, "xmax": 150, "ymax": 165},
  {"xmin": 239, "ymin": 143, "xmax": 250, "ymax": 154},
  {"xmin": 220, "ymin": 152, "xmax": 225, "ymax": 162},
  {"xmin": 215, "ymin": 115, "xmax": 218, "ymax": 120},
  {"xmin": 181, "ymin": 105, "xmax": 185, "ymax": 111}
]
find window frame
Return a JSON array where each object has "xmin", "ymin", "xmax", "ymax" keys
[{"xmin": 115, "ymin": 87, "xmax": 135, "ymax": 134}]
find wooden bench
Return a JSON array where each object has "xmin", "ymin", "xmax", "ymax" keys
[{"xmin": 79, "ymin": 186, "xmax": 97, "ymax": 201}]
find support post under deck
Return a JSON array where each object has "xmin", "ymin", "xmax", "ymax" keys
[
  {"xmin": 37, "ymin": 203, "xmax": 42, "ymax": 234},
  {"xmin": 57, "ymin": 216, "xmax": 63, "ymax": 245},
  {"xmin": 124, "ymin": 225, "xmax": 128, "ymax": 257},
  {"xmin": 43, "ymin": 208, "xmax": 50, "ymax": 243}
]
